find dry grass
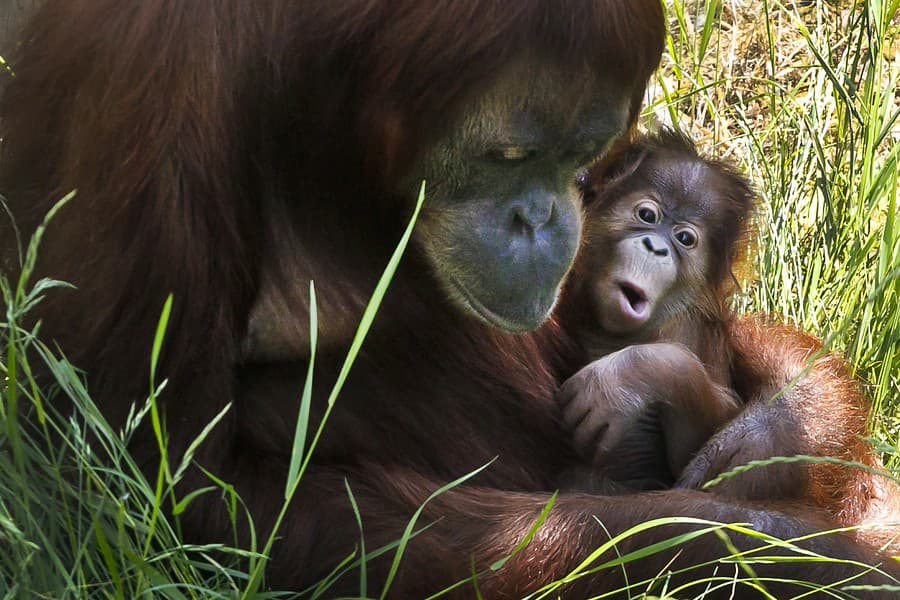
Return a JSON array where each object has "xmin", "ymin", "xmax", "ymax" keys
[{"xmin": 649, "ymin": 1, "xmax": 900, "ymax": 449}]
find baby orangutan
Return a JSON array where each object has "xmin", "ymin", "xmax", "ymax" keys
[
  {"xmin": 555, "ymin": 130, "xmax": 753, "ymax": 491},
  {"xmin": 552, "ymin": 131, "xmax": 900, "ymax": 555}
]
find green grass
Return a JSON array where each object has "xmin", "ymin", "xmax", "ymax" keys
[
  {"xmin": 1, "ymin": 198, "xmax": 249, "ymax": 599},
  {"xmin": 654, "ymin": 0, "xmax": 900, "ymax": 452},
  {"xmin": 1, "ymin": 0, "xmax": 899, "ymax": 598}
]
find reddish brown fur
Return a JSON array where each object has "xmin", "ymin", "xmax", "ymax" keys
[
  {"xmin": 681, "ymin": 316, "xmax": 900, "ymax": 551},
  {"xmin": 1, "ymin": 1, "xmax": 899, "ymax": 597},
  {"xmin": 552, "ymin": 132, "xmax": 753, "ymax": 488},
  {"xmin": 560, "ymin": 134, "xmax": 900, "ymax": 550}
]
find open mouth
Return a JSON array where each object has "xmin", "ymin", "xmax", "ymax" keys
[
  {"xmin": 616, "ymin": 281, "xmax": 651, "ymax": 324},
  {"xmin": 620, "ymin": 282, "xmax": 647, "ymax": 312}
]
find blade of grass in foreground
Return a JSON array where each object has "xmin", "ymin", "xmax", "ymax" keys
[{"xmin": 242, "ymin": 181, "xmax": 427, "ymax": 596}]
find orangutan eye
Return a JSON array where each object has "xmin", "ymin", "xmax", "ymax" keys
[
  {"xmin": 674, "ymin": 225, "xmax": 699, "ymax": 248},
  {"xmin": 486, "ymin": 145, "xmax": 536, "ymax": 163},
  {"xmin": 635, "ymin": 200, "xmax": 659, "ymax": 224}
]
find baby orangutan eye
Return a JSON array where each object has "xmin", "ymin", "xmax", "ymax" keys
[
  {"xmin": 634, "ymin": 200, "xmax": 659, "ymax": 224},
  {"xmin": 674, "ymin": 225, "xmax": 699, "ymax": 248}
]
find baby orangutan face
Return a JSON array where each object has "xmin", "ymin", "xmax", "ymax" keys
[{"xmin": 575, "ymin": 130, "xmax": 751, "ymax": 339}]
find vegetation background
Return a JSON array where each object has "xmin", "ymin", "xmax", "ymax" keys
[
  {"xmin": 0, "ymin": 0, "xmax": 898, "ymax": 598},
  {"xmin": 652, "ymin": 0, "xmax": 900, "ymax": 457}
]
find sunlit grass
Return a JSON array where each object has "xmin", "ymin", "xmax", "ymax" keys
[{"xmin": 652, "ymin": 0, "xmax": 900, "ymax": 458}]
